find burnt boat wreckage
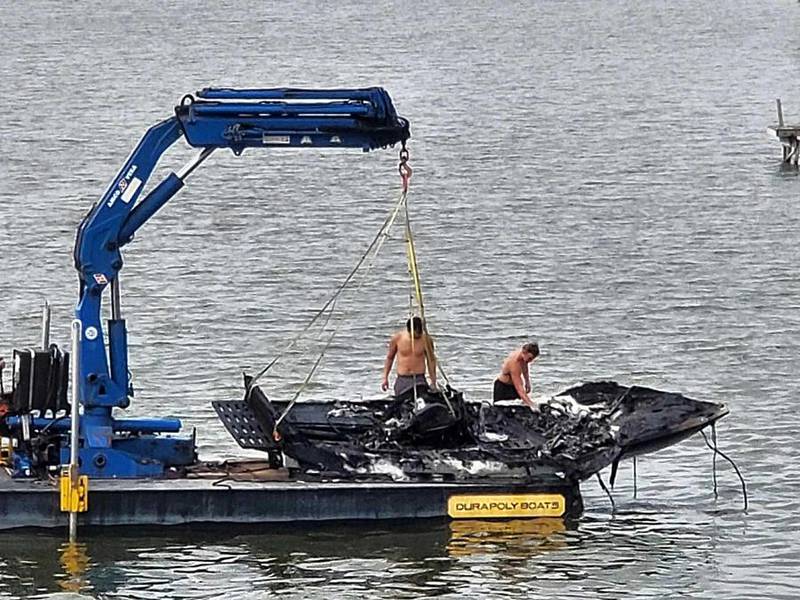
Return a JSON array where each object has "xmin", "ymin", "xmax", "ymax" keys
[
  {"xmin": 0, "ymin": 88, "xmax": 738, "ymax": 532},
  {"xmin": 219, "ymin": 378, "xmax": 730, "ymax": 491}
]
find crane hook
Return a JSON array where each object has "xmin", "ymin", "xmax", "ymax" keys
[{"xmin": 398, "ymin": 144, "xmax": 412, "ymax": 193}]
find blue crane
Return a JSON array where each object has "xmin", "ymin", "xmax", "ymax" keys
[{"xmin": 6, "ymin": 87, "xmax": 409, "ymax": 478}]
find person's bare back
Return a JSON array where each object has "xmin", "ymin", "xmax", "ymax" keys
[{"xmin": 494, "ymin": 342, "xmax": 539, "ymax": 407}]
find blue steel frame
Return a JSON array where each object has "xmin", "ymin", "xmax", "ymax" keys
[{"xmin": 60, "ymin": 87, "xmax": 409, "ymax": 477}]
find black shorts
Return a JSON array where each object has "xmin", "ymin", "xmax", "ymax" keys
[
  {"xmin": 493, "ymin": 379, "xmax": 519, "ymax": 401},
  {"xmin": 394, "ymin": 373, "xmax": 428, "ymax": 397}
]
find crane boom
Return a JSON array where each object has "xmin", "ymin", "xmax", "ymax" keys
[{"xmin": 63, "ymin": 87, "xmax": 409, "ymax": 477}]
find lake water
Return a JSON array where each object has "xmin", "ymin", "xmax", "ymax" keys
[{"xmin": 1, "ymin": 1, "xmax": 799, "ymax": 598}]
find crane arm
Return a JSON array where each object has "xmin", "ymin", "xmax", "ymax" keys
[{"xmin": 73, "ymin": 87, "xmax": 410, "ymax": 418}]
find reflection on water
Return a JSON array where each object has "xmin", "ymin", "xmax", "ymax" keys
[
  {"xmin": 57, "ymin": 543, "xmax": 90, "ymax": 595},
  {"xmin": 8, "ymin": 521, "xmax": 572, "ymax": 599},
  {"xmin": 447, "ymin": 518, "xmax": 567, "ymax": 558},
  {"xmin": 0, "ymin": 511, "xmax": 762, "ymax": 599}
]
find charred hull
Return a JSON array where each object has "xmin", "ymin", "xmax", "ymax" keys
[{"xmin": 213, "ymin": 380, "xmax": 728, "ymax": 484}]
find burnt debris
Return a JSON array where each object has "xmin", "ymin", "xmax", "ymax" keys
[{"xmin": 212, "ymin": 380, "xmax": 728, "ymax": 484}]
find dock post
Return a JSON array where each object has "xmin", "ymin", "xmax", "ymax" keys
[
  {"xmin": 771, "ymin": 100, "xmax": 800, "ymax": 165},
  {"xmin": 68, "ymin": 320, "xmax": 81, "ymax": 542},
  {"xmin": 777, "ymin": 99, "xmax": 789, "ymax": 162},
  {"xmin": 40, "ymin": 301, "xmax": 51, "ymax": 349}
]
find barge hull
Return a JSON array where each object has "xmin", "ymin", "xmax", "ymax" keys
[{"xmin": 0, "ymin": 477, "xmax": 582, "ymax": 530}]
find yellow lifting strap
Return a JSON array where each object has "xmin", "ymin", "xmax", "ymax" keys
[
  {"xmin": 404, "ymin": 202, "xmax": 425, "ymax": 319},
  {"xmin": 403, "ymin": 200, "xmax": 451, "ymax": 387}
]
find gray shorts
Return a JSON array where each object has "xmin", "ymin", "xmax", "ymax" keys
[{"xmin": 394, "ymin": 373, "xmax": 427, "ymax": 397}]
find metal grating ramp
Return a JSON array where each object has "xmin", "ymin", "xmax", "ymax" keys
[{"xmin": 212, "ymin": 400, "xmax": 274, "ymax": 451}]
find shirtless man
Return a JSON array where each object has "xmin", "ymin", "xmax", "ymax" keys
[
  {"xmin": 381, "ymin": 316, "xmax": 437, "ymax": 397},
  {"xmin": 493, "ymin": 342, "xmax": 539, "ymax": 407}
]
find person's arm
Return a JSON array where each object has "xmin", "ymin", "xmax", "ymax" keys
[
  {"xmin": 424, "ymin": 335, "xmax": 437, "ymax": 390},
  {"xmin": 381, "ymin": 335, "xmax": 398, "ymax": 391},
  {"xmin": 522, "ymin": 361, "xmax": 531, "ymax": 393},
  {"xmin": 511, "ymin": 366, "xmax": 533, "ymax": 407}
]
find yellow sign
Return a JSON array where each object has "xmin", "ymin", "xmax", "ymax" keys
[
  {"xmin": 447, "ymin": 493, "xmax": 565, "ymax": 519},
  {"xmin": 0, "ymin": 438, "xmax": 13, "ymax": 466},
  {"xmin": 60, "ymin": 473, "xmax": 89, "ymax": 513}
]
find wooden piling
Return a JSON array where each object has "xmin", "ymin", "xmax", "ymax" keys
[{"xmin": 769, "ymin": 99, "xmax": 800, "ymax": 165}]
